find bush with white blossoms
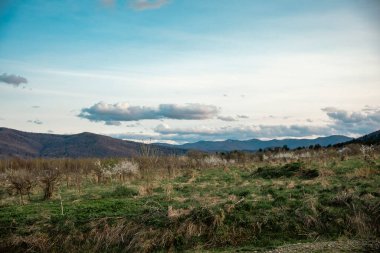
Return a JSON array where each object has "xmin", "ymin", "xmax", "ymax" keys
[
  {"xmin": 94, "ymin": 159, "xmax": 139, "ymax": 183},
  {"xmin": 273, "ymin": 152, "xmax": 296, "ymax": 159},
  {"xmin": 298, "ymin": 151, "xmax": 311, "ymax": 158},
  {"xmin": 113, "ymin": 160, "xmax": 140, "ymax": 177},
  {"xmin": 203, "ymin": 156, "xmax": 227, "ymax": 166},
  {"xmin": 360, "ymin": 145, "xmax": 375, "ymax": 161},
  {"xmin": 94, "ymin": 159, "xmax": 116, "ymax": 181}
]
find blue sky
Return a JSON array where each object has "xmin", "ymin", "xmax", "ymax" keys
[{"xmin": 1, "ymin": 0, "xmax": 379, "ymax": 143}]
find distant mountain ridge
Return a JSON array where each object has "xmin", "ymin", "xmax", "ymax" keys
[
  {"xmin": 157, "ymin": 135, "xmax": 353, "ymax": 152},
  {"xmin": 2, "ymin": 127, "xmax": 376, "ymax": 158},
  {"xmin": 0, "ymin": 127, "xmax": 184, "ymax": 158}
]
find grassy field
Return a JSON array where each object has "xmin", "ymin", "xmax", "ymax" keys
[{"xmin": 0, "ymin": 148, "xmax": 379, "ymax": 252}]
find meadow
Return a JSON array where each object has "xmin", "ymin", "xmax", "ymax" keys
[{"xmin": 0, "ymin": 144, "xmax": 379, "ymax": 252}]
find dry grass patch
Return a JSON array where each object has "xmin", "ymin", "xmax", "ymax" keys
[
  {"xmin": 271, "ymin": 179, "xmax": 287, "ymax": 187},
  {"xmin": 346, "ymin": 167, "xmax": 379, "ymax": 179},
  {"xmin": 186, "ymin": 170, "xmax": 199, "ymax": 184},
  {"xmin": 167, "ymin": 205, "xmax": 192, "ymax": 218},
  {"xmin": 286, "ymin": 180, "xmax": 296, "ymax": 189},
  {"xmin": 317, "ymin": 177, "xmax": 331, "ymax": 188},
  {"xmin": 319, "ymin": 167, "xmax": 335, "ymax": 177},
  {"xmin": 173, "ymin": 196, "xmax": 188, "ymax": 203},
  {"xmin": 138, "ymin": 184, "xmax": 154, "ymax": 196},
  {"xmin": 195, "ymin": 195, "xmax": 223, "ymax": 206}
]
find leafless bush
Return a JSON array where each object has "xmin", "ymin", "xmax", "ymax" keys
[
  {"xmin": 38, "ymin": 168, "xmax": 60, "ymax": 200},
  {"xmin": 6, "ymin": 169, "xmax": 35, "ymax": 204}
]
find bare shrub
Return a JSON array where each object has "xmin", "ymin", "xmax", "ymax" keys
[
  {"xmin": 93, "ymin": 159, "xmax": 103, "ymax": 184},
  {"xmin": 6, "ymin": 169, "xmax": 35, "ymax": 204},
  {"xmin": 38, "ymin": 168, "xmax": 60, "ymax": 200}
]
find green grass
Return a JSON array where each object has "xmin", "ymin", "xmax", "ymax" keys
[{"xmin": 0, "ymin": 156, "xmax": 379, "ymax": 252}]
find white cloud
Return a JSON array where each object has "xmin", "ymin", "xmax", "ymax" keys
[{"xmin": 79, "ymin": 102, "xmax": 220, "ymax": 125}]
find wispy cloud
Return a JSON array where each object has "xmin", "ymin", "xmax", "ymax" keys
[
  {"xmin": 27, "ymin": 119, "xmax": 43, "ymax": 125},
  {"xmin": 79, "ymin": 102, "xmax": 220, "ymax": 125},
  {"xmin": 217, "ymin": 116, "xmax": 237, "ymax": 122},
  {"xmin": 105, "ymin": 121, "xmax": 122, "ymax": 126},
  {"xmin": 0, "ymin": 73, "xmax": 28, "ymax": 87},
  {"xmin": 129, "ymin": 0, "xmax": 169, "ymax": 10}
]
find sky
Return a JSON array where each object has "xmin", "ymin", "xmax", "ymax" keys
[{"xmin": 0, "ymin": 0, "xmax": 379, "ymax": 144}]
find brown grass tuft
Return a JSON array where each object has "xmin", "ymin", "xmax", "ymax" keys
[{"xmin": 347, "ymin": 167, "xmax": 379, "ymax": 179}]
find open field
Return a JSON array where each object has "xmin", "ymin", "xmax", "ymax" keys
[{"xmin": 0, "ymin": 145, "xmax": 379, "ymax": 252}]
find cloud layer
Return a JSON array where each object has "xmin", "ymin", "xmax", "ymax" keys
[
  {"xmin": 152, "ymin": 123, "xmax": 331, "ymax": 142},
  {"xmin": 323, "ymin": 106, "xmax": 380, "ymax": 135},
  {"xmin": 79, "ymin": 102, "xmax": 220, "ymax": 124},
  {"xmin": 0, "ymin": 73, "xmax": 28, "ymax": 87},
  {"xmin": 148, "ymin": 107, "xmax": 380, "ymax": 143}
]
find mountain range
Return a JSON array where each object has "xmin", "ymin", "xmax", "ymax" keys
[
  {"xmin": 156, "ymin": 135, "xmax": 353, "ymax": 152},
  {"xmin": 0, "ymin": 127, "xmax": 184, "ymax": 158},
  {"xmin": 2, "ymin": 127, "xmax": 379, "ymax": 158}
]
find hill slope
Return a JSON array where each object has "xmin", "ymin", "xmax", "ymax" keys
[
  {"xmin": 158, "ymin": 135, "xmax": 353, "ymax": 152},
  {"xmin": 345, "ymin": 129, "xmax": 380, "ymax": 145},
  {"xmin": 0, "ymin": 128, "xmax": 183, "ymax": 158}
]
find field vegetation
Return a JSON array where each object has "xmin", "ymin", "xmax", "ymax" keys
[{"xmin": 0, "ymin": 144, "xmax": 379, "ymax": 252}]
